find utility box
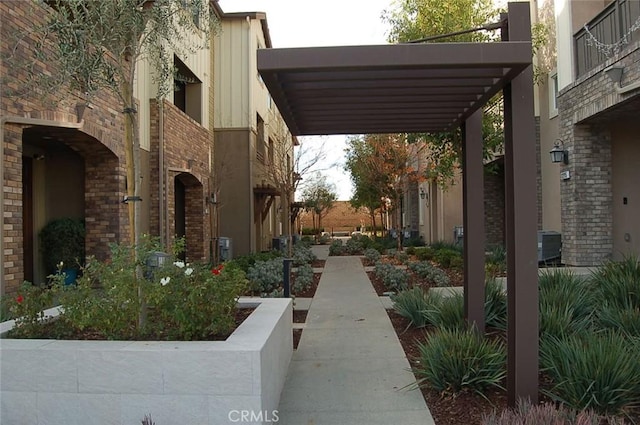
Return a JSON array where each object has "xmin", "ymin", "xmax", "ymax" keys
[
  {"xmin": 219, "ymin": 237, "xmax": 232, "ymax": 261},
  {"xmin": 453, "ymin": 226, "xmax": 464, "ymax": 246},
  {"xmin": 272, "ymin": 236, "xmax": 288, "ymax": 252},
  {"xmin": 538, "ymin": 231, "xmax": 561, "ymax": 262}
]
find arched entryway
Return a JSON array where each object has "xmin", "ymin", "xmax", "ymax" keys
[
  {"xmin": 20, "ymin": 126, "xmax": 123, "ymax": 285},
  {"xmin": 172, "ymin": 172, "xmax": 205, "ymax": 262}
]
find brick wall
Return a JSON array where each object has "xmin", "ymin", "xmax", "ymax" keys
[
  {"xmin": 149, "ymin": 99, "xmax": 211, "ymax": 262},
  {"xmin": 1, "ymin": 2, "xmax": 129, "ymax": 292},
  {"xmin": 484, "ymin": 162, "xmax": 505, "ymax": 247},
  {"xmin": 556, "ymin": 40, "xmax": 640, "ymax": 265},
  {"xmin": 299, "ymin": 201, "xmax": 372, "ymax": 233}
]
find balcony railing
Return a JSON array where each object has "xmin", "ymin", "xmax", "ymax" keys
[{"xmin": 574, "ymin": 0, "xmax": 640, "ymax": 78}]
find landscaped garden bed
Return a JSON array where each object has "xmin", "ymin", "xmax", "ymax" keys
[
  {"xmin": 0, "ymin": 238, "xmax": 295, "ymax": 425},
  {"xmin": 386, "ymin": 256, "xmax": 640, "ymax": 424},
  {"xmin": 1, "ymin": 297, "xmax": 292, "ymax": 425}
]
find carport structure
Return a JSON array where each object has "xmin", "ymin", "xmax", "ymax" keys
[{"xmin": 258, "ymin": 2, "xmax": 538, "ymax": 405}]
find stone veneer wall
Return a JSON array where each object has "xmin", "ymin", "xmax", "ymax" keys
[{"xmin": 556, "ymin": 41, "xmax": 640, "ymax": 265}]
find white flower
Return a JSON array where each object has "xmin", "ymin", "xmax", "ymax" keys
[
  {"xmin": 184, "ymin": 267, "xmax": 194, "ymax": 276},
  {"xmin": 58, "ymin": 261, "xmax": 64, "ymax": 268},
  {"xmin": 160, "ymin": 276, "xmax": 171, "ymax": 286},
  {"xmin": 173, "ymin": 261, "xmax": 185, "ymax": 269}
]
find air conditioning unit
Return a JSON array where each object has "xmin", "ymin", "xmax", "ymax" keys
[
  {"xmin": 537, "ymin": 231, "xmax": 561, "ymax": 262},
  {"xmin": 218, "ymin": 237, "xmax": 232, "ymax": 261}
]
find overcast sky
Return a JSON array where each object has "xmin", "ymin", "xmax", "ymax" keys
[{"xmin": 217, "ymin": 0, "xmax": 394, "ymax": 200}]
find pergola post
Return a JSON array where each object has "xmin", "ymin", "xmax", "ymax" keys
[
  {"xmin": 503, "ymin": 1, "xmax": 539, "ymax": 406},
  {"xmin": 462, "ymin": 109, "xmax": 485, "ymax": 334}
]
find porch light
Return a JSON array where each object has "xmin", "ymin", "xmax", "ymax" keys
[
  {"xmin": 420, "ymin": 187, "xmax": 429, "ymax": 206},
  {"xmin": 603, "ymin": 65, "xmax": 640, "ymax": 94},
  {"xmin": 549, "ymin": 139, "xmax": 568, "ymax": 164}
]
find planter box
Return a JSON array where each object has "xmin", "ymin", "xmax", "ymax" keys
[{"xmin": 0, "ymin": 297, "xmax": 292, "ymax": 425}]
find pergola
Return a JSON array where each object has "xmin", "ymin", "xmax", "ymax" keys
[{"xmin": 258, "ymin": 2, "xmax": 538, "ymax": 405}]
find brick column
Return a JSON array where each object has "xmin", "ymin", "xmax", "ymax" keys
[{"xmin": 559, "ymin": 125, "xmax": 613, "ymax": 265}]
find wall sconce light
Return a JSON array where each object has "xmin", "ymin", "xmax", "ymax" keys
[
  {"xmin": 603, "ymin": 65, "xmax": 640, "ymax": 94},
  {"xmin": 209, "ymin": 193, "xmax": 217, "ymax": 205},
  {"xmin": 549, "ymin": 139, "xmax": 568, "ymax": 164},
  {"xmin": 420, "ymin": 188, "xmax": 429, "ymax": 205}
]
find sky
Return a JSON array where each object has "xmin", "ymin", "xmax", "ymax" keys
[{"xmin": 217, "ymin": 0, "xmax": 394, "ymax": 200}]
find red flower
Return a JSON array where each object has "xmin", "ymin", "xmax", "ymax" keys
[
  {"xmin": 16, "ymin": 294, "xmax": 24, "ymax": 304},
  {"xmin": 211, "ymin": 265, "xmax": 224, "ymax": 275}
]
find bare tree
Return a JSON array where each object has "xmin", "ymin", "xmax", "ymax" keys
[{"xmin": 259, "ymin": 118, "xmax": 328, "ymax": 255}]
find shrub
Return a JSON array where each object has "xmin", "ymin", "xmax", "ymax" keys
[
  {"xmin": 539, "ymin": 270, "xmax": 594, "ymax": 339},
  {"xmin": 414, "ymin": 247, "xmax": 435, "ymax": 261},
  {"xmin": 540, "ymin": 331, "xmax": 640, "ymax": 416},
  {"xmin": 485, "ymin": 245, "xmax": 506, "ymax": 277},
  {"xmin": 247, "ymin": 258, "xmax": 283, "ymax": 294},
  {"xmin": 292, "ymin": 244, "xmax": 317, "ymax": 266},
  {"xmin": 590, "ymin": 255, "xmax": 640, "ymax": 310},
  {"xmin": 4, "ymin": 280, "xmax": 59, "ymax": 338},
  {"xmin": 229, "ymin": 251, "xmax": 281, "ymax": 274},
  {"xmin": 597, "ymin": 304, "xmax": 640, "ymax": 338},
  {"xmin": 364, "ymin": 248, "xmax": 381, "ymax": 264},
  {"xmin": 414, "ymin": 327, "xmax": 506, "ymax": 395},
  {"xmin": 405, "ymin": 246, "xmax": 416, "ymax": 256},
  {"xmin": 39, "ymin": 217, "xmax": 86, "ymax": 275},
  {"xmin": 391, "ymin": 287, "xmax": 434, "ymax": 329},
  {"xmin": 484, "ymin": 279, "xmax": 507, "ymax": 331},
  {"xmin": 328, "ymin": 239, "xmax": 344, "ymax": 256},
  {"xmin": 433, "ymin": 248, "xmax": 463, "ymax": 270},
  {"xmin": 432, "ymin": 292, "xmax": 466, "ymax": 330},
  {"xmin": 430, "ymin": 240, "xmax": 464, "ymax": 254},
  {"xmin": 374, "ymin": 261, "xmax": 409, "ymax": 292},
  {"xmin": 408, "ymin": 261, "xmax": 450, "ymax": 287},
  {"xmin": 292, "ymin": 263, "xmax": 314, "ymax": 293},
  {"xmin": 8, "ymin": 240, "xmax": 248, "ymax": 341},
  {"xmin": 482, "ymin": 399, "xmax": 626, "ymax": 425},
  {"xmin": 394, "ymin": 250, "xmax": 410, "ymax": 264},
  {"xmin": 342, "ymin": 234, "xmax": 374, "ymax": 254}
]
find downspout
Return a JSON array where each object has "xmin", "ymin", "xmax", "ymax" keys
[
  {"xmin": 158, "ymin": 101, "xmax": 165, "ymax": 247},
  {"xmin": 0, "ymin": 115, "xmax": 84, "ymax": 294}
]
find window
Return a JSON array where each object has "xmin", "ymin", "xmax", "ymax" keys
[
  {"xmin": 256, "ymin": 114, "xmax": 265, "ymax": 162},
  {"xmin": 268, "ymin": 138, "xmax": 275, "ymax": 164},
  {"xmin": 173, "ymin": 55, "xmax": 202, "ymax": 123},
  {"xmin": 549, "ymin": 72, "xmax": 558, "ymax": 118}
]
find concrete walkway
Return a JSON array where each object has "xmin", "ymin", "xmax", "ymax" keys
[{"xmin": 278, "ymin": 253, "xmax": 435, "ymax": 424}]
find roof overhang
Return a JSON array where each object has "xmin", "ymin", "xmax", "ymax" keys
[{"xmin": 258, "ymin": 42, "xmax": 532, "ymax": 136}]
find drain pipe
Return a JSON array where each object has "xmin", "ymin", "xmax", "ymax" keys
[
  {"xmin": 0, "ymin": 115, "xmax": 84, "ymax": 294},
  {"xmin": 158, "ymin": 101, "xmax": 165, "ymax": 247}
]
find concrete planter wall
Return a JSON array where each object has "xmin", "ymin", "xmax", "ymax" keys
[{"xmin": 0, "ymin": 298, "xmax": 292, "ymax": 425}]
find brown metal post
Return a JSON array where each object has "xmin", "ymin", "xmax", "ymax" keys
[
  {"xmin": 503, "ymin": 2, "xmax": 539, "ymax": 406},
  {"xmin": 462, "ymin": 109, "xmax": 485, "ymax": 334}
]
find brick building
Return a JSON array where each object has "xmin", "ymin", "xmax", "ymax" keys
[
  {"xmin": 1, "ymin": 2, "xmax": 218, "ymax": 293},
  {"xmin": 537, "ymin": 0, "xmax": 640, "ymax": 266}
]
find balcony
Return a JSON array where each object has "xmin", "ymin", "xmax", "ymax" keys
[{"xmin": 574, "ymin": 0, "xmax": 640, "ymax": 78}]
